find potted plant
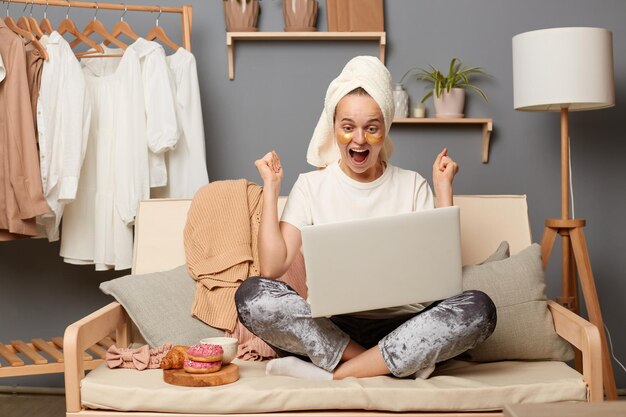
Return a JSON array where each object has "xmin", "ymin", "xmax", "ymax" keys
[
  {"xmin": 283, "ymin": 0, "xmax": 318, "ymax": 32},
  {"xmin": 223, "ymin": 0, "xmax": 260, "ymax": 32},
  {"xmin": 401, "ymin": 58, "xmax": 490, "ymax": 118}
]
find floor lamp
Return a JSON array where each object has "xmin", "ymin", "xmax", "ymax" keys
[{"xmin": 512, "ymin": 27, "xmax": 617, "ymax": 399}]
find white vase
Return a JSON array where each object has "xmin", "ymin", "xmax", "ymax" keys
[
  {"xmin": 433, "ymin": 88, "xmax": 465, "ymax": 118},
  {"xmin": 393, "ymin": 83, "xmax": 409, "ymax": 118}
]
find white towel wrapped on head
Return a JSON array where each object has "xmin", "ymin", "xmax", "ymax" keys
[{"xmin": 306, "ymin": 56, "xmax": 395, "ymax": 168}]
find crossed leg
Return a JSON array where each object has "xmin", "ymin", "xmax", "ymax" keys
[{"xmin": 235, "ymin": 277, "xmax": 496, "ymax": 380}]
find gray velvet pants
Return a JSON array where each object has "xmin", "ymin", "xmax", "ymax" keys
[{"xmin": 235, "ymin": 277, "xmax": 496, "ymax": 378}]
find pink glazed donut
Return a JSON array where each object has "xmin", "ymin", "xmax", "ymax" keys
[
  {"xmin": 186, "ymin": 344, "xmax": 224, "ymax": 363},
  {"xmin": 183, "ymin": 359, "xmax": 222, "ymax": 374}
]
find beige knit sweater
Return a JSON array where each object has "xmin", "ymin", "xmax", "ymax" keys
[{"xmin": 183, "ymin": 179, "xmax": 263, "ymax": 332}]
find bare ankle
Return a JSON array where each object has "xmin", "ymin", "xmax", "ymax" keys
[
  {"xmin": 332, "ymin": 364, "xmax": 347, "ymax": 380},
  {"xmin": 341, "ymin": 340, "xmax": 366, "ymax": 362}
]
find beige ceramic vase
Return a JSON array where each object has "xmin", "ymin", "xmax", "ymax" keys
[
  {"xmin": 433, "ymin": 88, "xmax": 466, "ymax": 118},
  {"xmin": 223, "ymin": 0, "xmax": 260, "ymax": 32},
  {"xmin": 283, "ymin": 0, "xmax": 318, "ymax": 32}
]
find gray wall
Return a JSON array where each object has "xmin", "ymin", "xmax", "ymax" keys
[{"xmin": 1, "ymin": 0, "xmax": 625, "ymax": 390}]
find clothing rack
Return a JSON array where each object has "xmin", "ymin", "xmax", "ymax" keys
[
  {"xmin": 0, "ymin": 0, "xmax": 193, "ymax": 379},
  {"xmin": 1, "ymin": 0, "xmax": 193, "ymax": 51}
]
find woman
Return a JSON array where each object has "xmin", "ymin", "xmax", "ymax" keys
[{"xmin": 235, "ymin": 56, "xmax": 496, "ymax": 381}]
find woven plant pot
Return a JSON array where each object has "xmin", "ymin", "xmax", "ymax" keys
[
  {"xmin": 223, "ymin": 0, "xmax": 260, "ymax": 32},
  {"xmin": 283, "ymin": 0, "xmax": 318, "ymax": 32}
]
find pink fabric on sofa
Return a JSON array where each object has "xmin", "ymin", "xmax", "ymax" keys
[{"xmin": 226, "ymin": 250, "xmax": 308, "ymax": 361}]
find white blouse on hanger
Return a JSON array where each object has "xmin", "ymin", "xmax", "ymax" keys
[
  {"xmin": 152, "ymin": 47, "xmax": 209, "ymax": 199},
  {"xmin": 96, "ymin": 39, "xmax": 179, "ymax": 188},
  {"xmin": 60, "ymin": 46, "xmax": 148, "ymax": 271},
  {"xmin": 136, "ymin": 39, "xmax": 179, "ymax": 188},
  {"xmin": 36, "ymin": 31, "xmax": 91, "ymax": 242}
]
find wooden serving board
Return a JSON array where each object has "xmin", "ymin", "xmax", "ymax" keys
[{"xmin": 163, "ymin": 363, "xmax": 239, "ymax": 387}]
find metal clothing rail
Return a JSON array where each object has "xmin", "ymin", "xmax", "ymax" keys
[
  {"xmin": 0, "ymin": 0, "xmax": 193, "ymax": 50},
  {"xmin": 0, "ymin": 0, "xmax": 192, "ymax": 380}
]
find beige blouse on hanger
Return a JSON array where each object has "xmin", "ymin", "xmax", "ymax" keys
[
  {"xmin": 0, "ymin": 18, "xmax": 48, "ymax": 240},
  {"xmin": 25, "ymin": 40, "xmax": 47, "ymax": 131}
]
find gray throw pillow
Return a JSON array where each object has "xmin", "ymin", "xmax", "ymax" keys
[
  {"xmin": 478, "ymin": 240, "xmax": 510, "ymax": 264},
  {"xmin": 462, "ymin": 243, "xmax": 574, "ymax": 362},
  {"xmin": 100, "ymin": 265, "xmax": 224, "ymax": 347}
]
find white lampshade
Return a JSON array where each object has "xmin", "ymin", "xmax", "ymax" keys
[{"xmin": 513, "ymin": 27, "xmax": 615, "ymax": 111}]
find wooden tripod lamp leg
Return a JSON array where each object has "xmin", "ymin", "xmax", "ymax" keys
[
  {"xmin": 542, "ymin": 226, "xmax": 583, "ymax": 373},
  {"xmin": 541, "ymin": 227, "xmax": 558, "ymax": 270},
  {"xmin": 568, "ymin": 249, "xmax": 584, "ymax": 373},
  {"xmin": 569, "ymin": 226, "xmax": 618, "ymax": 400}
]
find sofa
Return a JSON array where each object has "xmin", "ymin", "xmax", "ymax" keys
[{"xmin": 63, "ymin": 195, "xmax": 603, "ymax": 416}]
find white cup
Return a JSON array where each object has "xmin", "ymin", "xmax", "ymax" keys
[
  {"xmin": 412, "ymin": 104, "xmax": 426, "ymax": 118},
  {"xmin": 199, "ymin": 337, "xmax": 239, "ymax": 364}
]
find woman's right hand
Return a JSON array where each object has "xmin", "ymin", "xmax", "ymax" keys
[
  {"xmin": 256, "ymin": 150, "xmax": 296, "ymax": 278},
  {"xmin": 255, "ymin": 150, "xmax": 283, "ymax": 188}
]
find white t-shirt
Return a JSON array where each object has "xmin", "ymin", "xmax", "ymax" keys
[{"xmin": 281, "ymin": 161, "xmax": 435, "ymax": 318}]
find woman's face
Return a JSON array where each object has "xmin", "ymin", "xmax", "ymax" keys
[{"xmin": 334, "ymin": 94, "xmax": 385, "ymax": 182}]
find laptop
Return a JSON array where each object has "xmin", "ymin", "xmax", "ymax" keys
[{"xmin": 301, "ymin": 206, "xmax": 462, "ymax": 318}]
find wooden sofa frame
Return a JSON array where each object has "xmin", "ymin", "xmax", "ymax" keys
[
  {"xmin": 63, "ymin": 267, "xmax": 603, "ymax": 417},
  {"xmin": 63, "ymin": 195, "xmax": 604, "ymax": 416}
]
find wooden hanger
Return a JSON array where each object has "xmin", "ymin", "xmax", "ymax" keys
[
  {"xmin": 28, "ymin": 16, "xmax": 44, "ymax": 38},
  {"xmin": 5, "ymin": 15, "xmax": 33, "ymax": 38},
  {"xmin": 17, "ymin": 14, "xmax": 32, "ymax": 34},
  {"xmin": 4, "ymin": 0, "xmax": 31, "ymax": 37},
  {"xmin": 39, "ymin": 0, "xmax": 54, "ymax": 35},
  {"xmin": 145, "ymin": 7, "xmax": 180, "ymax": 52},
  {"xmin": 3, "ymin": 0, "xmax": 48, "ymax": 60},
  {"xmin": 15, "ymin": 0, "xmax": 45, "ymax": 39},
  {"xmin": 25, "ymin": 0, "xmax": 45, "ymax": 39},
  {"xmin": 70, "ymin": 2, "xmax": 127, "ymax": 51},
  {"xmin": 57, "ymin": 1, "xmax": 104, "ymax": 54},
  {"xmin": 104, "ymin": 5, "xmax": 138, "ymax": 46}
]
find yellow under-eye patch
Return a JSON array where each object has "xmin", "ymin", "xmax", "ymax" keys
[
  {"xmin": 337, "ymin": 132, "xmax": 353, "ymax": 144},
  {"xmin": 364, "ymin": 132, "xmax": 384, "ymax": 145}
]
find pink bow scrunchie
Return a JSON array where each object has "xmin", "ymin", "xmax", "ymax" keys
[{"xmin": 106, "ymin": 344, "xmax": 173, "ymax": 370}]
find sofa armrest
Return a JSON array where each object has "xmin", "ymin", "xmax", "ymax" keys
[
  {"xmin": 547, "ymin": 300, "xmax": 602, "ymax": 402},
  {"xmin": 64, "ymin": 302, "xmax": 130, "ymax": 413}
]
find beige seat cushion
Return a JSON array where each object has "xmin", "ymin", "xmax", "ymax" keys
[{"xmin": 81, "ymin": 359, "xmax": 586, "ymax": 413}]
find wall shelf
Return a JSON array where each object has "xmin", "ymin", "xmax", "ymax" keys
[
  {"xmin": 393, "ymin": 118, "xmax": 494, "ymax": 163},
  {"xmin": 226, "ymin": 31, "xmax": 386, "ymax": 80}
]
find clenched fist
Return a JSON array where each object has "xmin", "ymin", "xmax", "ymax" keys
[
  {"xmin": 255, "ymin": 150, "xmax": 283, "ymax": 187},
  {"xmin": 432, "ymin": 148, "xmax": 459, "ymax": 207}
]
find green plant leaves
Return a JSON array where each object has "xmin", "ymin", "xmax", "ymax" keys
[{"xmin": 408, "ymin": 58, "xmax": 490, "ymax": 103}]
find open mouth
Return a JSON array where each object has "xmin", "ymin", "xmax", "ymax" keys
[{"xmin": 349, "ymin": 148, "xmax": 370, "ymax": 165}]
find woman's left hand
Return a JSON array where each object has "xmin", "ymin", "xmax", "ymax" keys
[{"xmin": 432, "ymin": 148, "xmax": 459, "ymax": 207}]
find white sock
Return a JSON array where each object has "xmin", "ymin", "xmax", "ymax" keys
[
  {"xmin": 415, "ymin": 364, "xmax": 436, "ymax": 379},
  {"xmin": 266, "ymin": 356, "xmax": 333, "ymax": 380}
]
